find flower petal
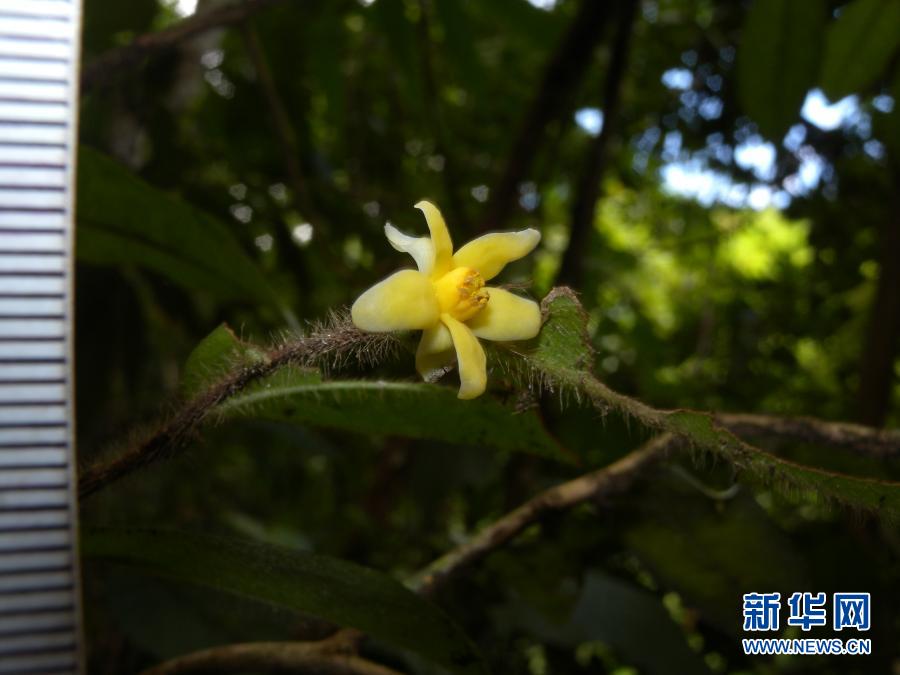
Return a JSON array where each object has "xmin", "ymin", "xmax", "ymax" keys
[
  {"xmin": 442, "ymin": 314, "xmax": 487, "ymax": 399},
  {"xmin": 351, "ymin": 269, "xmax": 439, "ymax": 332},
  {"xmin": 415, "ymin": 200, "xmax": 454, "ymax": 277},
  {"xmin": 415, "ymin": 323, "xmax": 455, "ymax": 381},
  {"xmin": 452, "ymin": 229, "xmax": 541, "ymax": 280},
  {"xmin": 468, "ymin": 288, "xmax": 542, "ymax": 341},
  {"xmin": 384, "ymin": 223, "xmax": 434, "ymax": 275}
]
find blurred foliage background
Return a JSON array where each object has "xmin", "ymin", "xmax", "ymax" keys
[{"xmin": 75, "ymin": 0, "xmax": 900, "ymax": 673}]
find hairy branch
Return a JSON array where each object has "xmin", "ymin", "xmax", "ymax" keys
[
  {"xmin": 78, "ymin": 313, "xmax": 397, "ymax": 499},
  {"xmin": 410, "ymin": 433, "xmax": 675, "ymax": 597},
  {"xmin": 716, "ymin": 413, "xmax": 900, "ymax": 459},
  {"xmin": 81, "ymin": 0, "xmax": 283, "ymax": 92},
  {"xmin": 480, "ymin": 0, "xmax": 612, "ymax": 231},
  {"xmin": 557, "ymin": 0, "xmax": 638, "ymax": 287}
]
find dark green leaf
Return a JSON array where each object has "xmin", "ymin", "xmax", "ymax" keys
[
  {"xmin": 625, "ymin": 481, "xmax": 807, "ymax": 634},
  {"xmin": 369, "ymin": 0, "xmax": 426, "ymax": 117},
  {"xmin": 76, "ymin": 147, "xmax": 288, "ymax": 314},
  {"xmin": 526, "ymin": 287, "xmax": 594, "ymax": 375},
  {"xmin": 497, "ymin": 572, "xmax": 709, "ymax": 675},
  {"xmin": 221, "ymin": 371, "xmax": 574, "ymax": 464},
  {"xmin": 83, "ymin": 529, "xmax": 488, "ymax": 675},
  {"xmin": 180, "ymin": 323, "xmax": 271, "ymax": 399},
  {"xmin": 433, "ymin": 0, "xmax": 485, "ymax": 97},
  {"xmin": 737, "ymin": 0, "xmax": 827, "ymax": 139},
  {"xmin": 820, "ymin": 0, "xmax": 900, "ymax": 99}
]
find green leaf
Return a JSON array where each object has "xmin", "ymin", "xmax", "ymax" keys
[
  {"xmin": 624, "ymin": 480, "xmax": 807, "ymax": 634},
  {"xmin": 820, "ymin": 0, "xmax": 900, "ymax": 99},
  {"xmin": 221, "ymin": 372, "xmax": 573, "ymax": 464},
  {"xmin": 76, "ymin": 146, "xmax": 287, "ymax": 313},
  {"xmin": 877, "ymin": 68, "xmax": 900, "ymax": 157},
  {"xmin": 737, "ymin": 0, "xmax": 827, "ymax": 139},
  {"xmin": 369, "ymin": 0, "xmax": 425, "ymax": 118},
  {"xmin": 497, "ymin": 572, "xmax": 710, "ymax": 675},
  {"xmin": 433, "ymin": 0, "xmax": 485, "ymax": 97},
  {"xmin": 83, "ymin": 529, "xmax": 488, "ymax": 675},
  {"xmin": 180, "ymin": 324, "xmax": 272, "ymax": 399},
  {"xmin": 526, "ymin": 287, "xmax": 594, "ymax": 375}
]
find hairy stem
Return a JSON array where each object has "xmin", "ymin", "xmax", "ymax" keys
[{"xmin": 78, "ymin": 315, "xmax": 396, "ymax": 499}]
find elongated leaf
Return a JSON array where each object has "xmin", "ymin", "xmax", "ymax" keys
[
  {"xmin": 180, "ymin": 322, "xmax": 572, "ymax": 462},
  {"xmin": 83, "ymin": 529, "xmax": 487, "ymax": 675},
  {"xmin": 221, "ymin": 370, "xmax": 573, "ymax": 463},
  {"xmin": 737, "ymin": 0, "xmax": 827, "ymax": 139},
  {"xmin": 76, "ymin": 147, "xmax": 286, "ymax": 312},
  {"xmin": 820, "ymin": 0, "xmax": 900, "ymax": 99}
]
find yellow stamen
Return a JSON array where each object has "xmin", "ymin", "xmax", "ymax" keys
[{"xmin": 433, "ymin": 266, "xmax": 489, "ymax": 321}]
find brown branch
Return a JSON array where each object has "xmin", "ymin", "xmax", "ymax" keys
[
  {"xmin": 81, "ymin": 0, "xmax": 284, "ymax": 93},
  {"xmin": 479, "ymin": 0, "xmax": 612, "ymax": 231},
  {"xmin": 856, "ymin": 167, "xmax": 900, "ymax": 426},
  {"xmin": 410, "ymin": 433, "xmax": 675, "ymax": 597},
  {"xmin": 556, "ymin": 0, "xmax": 638, "ymax": 287},
  {"xmin": 417, "ymin": 0, "xmax": 469, "ymax": 232},
  {"xmin": 241, "ymin": 24, "xmax": 318, "ymax": 226},
  {"xmin": 78, "ymin": 313, "xmax": 398, "ymax": 499},
  {"xmin": 716, "ymin": 413, "xmax": 900, "ymax": 459},
  {"xmin": 140, "ymin": 637, "xmax": 402, "ymax": 675}
]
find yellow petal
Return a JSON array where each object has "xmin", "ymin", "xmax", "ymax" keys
[
  {"xmin": 442, "ymin": 314, "xmax": 487, "ymax": 399},
  {"xmin": 384, "ymin": 223, "xmax": 434, "ymax": 275},
  {"xmin": 415, "ymin": 200, "xmax": 454, "ymax": 277},
  {"xmin": 415, "ymin": 323, "xmax": 455, "ymax": 381},
  {"xmin": 468, "ymin": 288, "xmax": 542, "ymax": 341},
  {"xmin": 351, "ymin": 269, "xmax": 439, "ymax": 332},
  {"xmin": 452, "ymin": 229, "xmax": 541, "ymax": 280}
]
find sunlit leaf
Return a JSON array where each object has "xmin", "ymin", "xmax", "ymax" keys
[{"xmin": 83, "ymin": 529, "xmax": 488, "ymax": 675}]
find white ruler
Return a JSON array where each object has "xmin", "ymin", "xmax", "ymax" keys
[{"xmin": 0, "ymin": 0, "xmax": 83, "ymax": 673}]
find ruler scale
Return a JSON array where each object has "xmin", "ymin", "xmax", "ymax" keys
[{"xmin": 0, "ymin": 0, "xmax": 83, "ymax": 673}]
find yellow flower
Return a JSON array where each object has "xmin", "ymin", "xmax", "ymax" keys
[{"xmin": 351, "ymin": 201, "xmax": 542, "ymax": 399}]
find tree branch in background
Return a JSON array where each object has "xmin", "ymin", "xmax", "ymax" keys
[
  {"xmin": 417, "ymin": 0, "xmax": 470, "ymax": 232},
  {"xmin": 81, "ymin": 0, "xmax": 283, "ymax": 92},
  {"xmin": 140, "ymin": 636, "xmax": 402, "ymax": 675},
  {"xmin": 716, "ymin": 412, "xmax": 900, "ymax": 459},
  {"xmin": 479, "ymin": 0, "xmax": 612, "ymax": 231},
  {"xmin": 556, "ymin": 0, "xmax": 638, "ymax": 287},
  {"xmin": 410, "ymin": 433, "xmax": 675, "ymax": 597},
  {"xmin": 856, "ymin": 167, "xmax": 900, "ymax": 426}
]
